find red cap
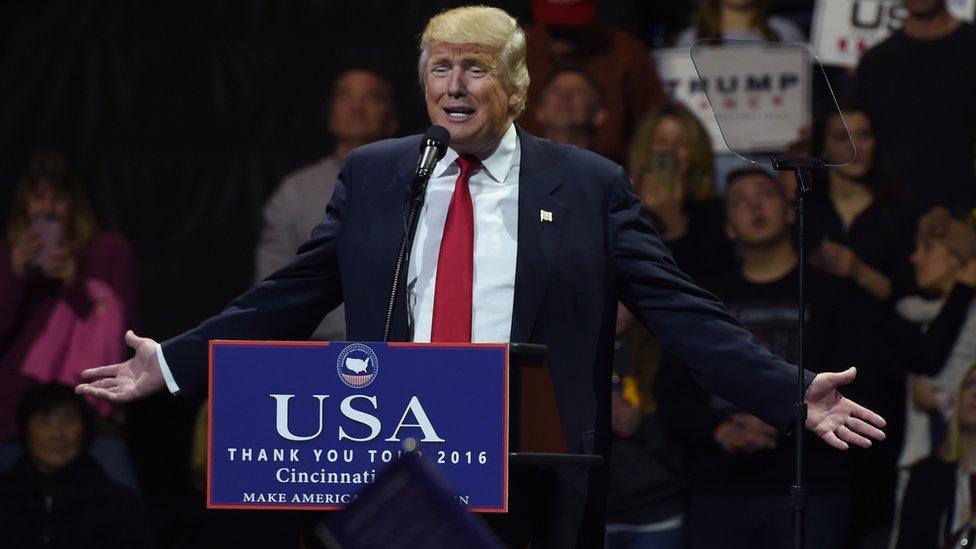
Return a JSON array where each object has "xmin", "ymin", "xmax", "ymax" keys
[{"xmin": 532, "ymin": 0, "xmax": 597, "ymax": 28}]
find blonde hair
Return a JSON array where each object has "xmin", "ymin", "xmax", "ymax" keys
[
  {"xmin": 628, "ymin": 102, "xmax": 716, "ymax": 201},
  {"xmin": 418, "ymin": 5, "xmax": 530, "ymax": 116},
  {"xmin": 942, "ymin": 362, "xmax": 976, "ymax": 462}
]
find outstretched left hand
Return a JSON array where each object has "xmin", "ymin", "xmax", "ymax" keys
[{"xmin": 805, "ymin": 367, "xmax": 886, "ymax": 450}]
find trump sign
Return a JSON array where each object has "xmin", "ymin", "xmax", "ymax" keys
[
  {"xmin": 207, "ymin": 341, "xmax": 509, "ymax": 512},
  {"xmin": 655, "ymin": 44, "xmax": 809, "ymax": 154}
]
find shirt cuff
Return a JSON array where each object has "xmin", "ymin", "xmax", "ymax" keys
[{"xmin": 156, "ymin": 344, "xmax": 182, "ymax": 395}]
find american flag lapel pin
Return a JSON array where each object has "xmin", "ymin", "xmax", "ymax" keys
[{"xmin": 540, "ymin": 209, "xmax": 553, "ymax": 222}]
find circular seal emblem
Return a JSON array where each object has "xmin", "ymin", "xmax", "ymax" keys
[{"xmin": 336, "ymin": 343, "xmax": 379, "ymax": 389}]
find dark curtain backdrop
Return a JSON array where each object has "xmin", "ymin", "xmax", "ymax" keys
[
  {"xmin": 0, "ymin": 0, "xmax": 532, "ymax": 342},
  {"xmin": 0, "ymin": 0, "xmax": 693, "ymax": 340},
  {"xmin": 0, "ymin": 0, "xmax": 675, "ymax": 541}
]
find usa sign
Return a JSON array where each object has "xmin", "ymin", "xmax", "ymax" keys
[
  {"xmin": 812, "ymin": 0, "xmax": 975, "ymax": 68},
  {"xmin": 207, "ymin": 341, "xmax": 509, "ymax": 512}
]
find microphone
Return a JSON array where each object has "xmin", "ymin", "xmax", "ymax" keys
[
  {"xmin": 411, "ymin": 126, "xmax": 451, "ymax": 196},
  {"xmin": 385, "ymin": 125, "xmax": 451, "ymax": 341}
]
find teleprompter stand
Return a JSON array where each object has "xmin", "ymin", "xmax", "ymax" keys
[{"xmin": 771, "ymin": 154, "xmax": 824, "ymax": 549}]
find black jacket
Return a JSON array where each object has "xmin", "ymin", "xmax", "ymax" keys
[
  {"xmin": 0, "ymin": 454, "xmax": 153, "ymax": 549},
  {"xmin": 160, "ymin": 128, "xmax": 814, "ymax": 547},
  {"xmin": 895, "ymin": 457, "xmax": 957, "ymax": 549}
]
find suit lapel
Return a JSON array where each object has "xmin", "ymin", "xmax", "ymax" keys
[
  {"xmin": 387, "ymin": 152, "xmax": 417, "ymax": 228},
  {"xmin": 510, "ymin": 129, "xmax": 566, "ymax": 343}
]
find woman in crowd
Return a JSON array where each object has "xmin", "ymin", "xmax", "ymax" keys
[
  {"xmin": 628, "ymin": 101, "xmax": 736, "ymax": 281},
  {"xmin": 807, "ymin": 104, "xmax": 917, "ymax": 301},
  {"xmin": 895, "ymin": 363, "xmax": 976, "ymax": 548},
  {"xmin": 0, "ymin": 383, "xmax": 153, "ymax": 547},
  {"xmin": 674, "ymin": 0, "xmax": 805, "ymax": 47},
  {"xmin": 805, "ymin": 104, "xmax": 919, "ymax": 545},
  {"xmin": 0, "ymin": 152, "xmax": 138, "ymax": 441},
  {"xmin": 898, "ymin": 206, "xmax": 976, "ymax": 472}
]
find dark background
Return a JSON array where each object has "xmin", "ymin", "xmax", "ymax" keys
[
  {"xmin": 0, "ymin": 0, "xmax": 813, "ymax": 541},
  {"xmin": 0, "ymin": 0, "xmax": 702, "ymax": 342}
]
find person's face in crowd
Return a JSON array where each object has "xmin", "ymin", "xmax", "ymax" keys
[
  {"xmin": 329, "ymin": 70, "xmax": 398, "ymax": 146},
  {"xmin": 725, "ymin": 173, "xmax": 793, "ymax": 248},
  {"xmin": 26, "ymin": 180, "xmax": 71, "ymax": 221},
  {"xmin": 649, "ymin": 115, "xmax": 693, "ymax": 183},
  {"xmin": 911, "ymin": 237, "xmax": 962, "ymax": 294},
  {"xmin": 957, "ymin": 368, "xmax": 976, "ymax": 432},
  {"xmin": 904, "ymin": 0, "xmax": 947, "ymax": 18},
  {"xmin": 24, "ymin": 404, "xmax": 85, "ymax": 475},
  {"xmin": 826, "ymin": 111, "xmax": 873, "ymax": 180},
  {"xmin": 534, "ymin": 71, "xmax": 605, "ymax": 133},
  {"xmin": 424, "ymin": 42, "xmax": 523, "ymax": 155}
]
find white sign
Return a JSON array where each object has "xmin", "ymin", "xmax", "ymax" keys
[
  {"xmin": 653, "ymin": 48, "xmax": 729, "ymax": 153},
  {"xmin": 812, "ymin": 0, "xmax": 975, "ymax": 68},
  {"xmin": 654, "ymin": 44, "xmax": 810, "ymax": 154}
]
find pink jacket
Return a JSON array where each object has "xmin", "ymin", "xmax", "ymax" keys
[{"xmin": 0, "ymin": 233, "xmax": 138, "ymax": 440}]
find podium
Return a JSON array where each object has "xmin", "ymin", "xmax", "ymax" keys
[
  {"xmin": 507, "ymin": 343, "xmax": 603, "ymax": 468},
  {"xmin": 206, "ymin": 341, "xmax": 602, "ymax": 513}
]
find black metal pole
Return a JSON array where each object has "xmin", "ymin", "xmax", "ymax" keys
[
  {"xmin": 771, "ymin": 155, "xmax": 821, "ymax": 549},
  {"xmin": 382, "ymin": 183, "xmax": 429, "ymax": 342},
  {"xmin": 792, "ymin": 166, "xmax": 809, "ymax": 549}
]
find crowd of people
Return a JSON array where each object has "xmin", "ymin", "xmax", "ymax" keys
[{"xmin": 2, "ymin": 0, "xmax": 976, "ymax": 547}]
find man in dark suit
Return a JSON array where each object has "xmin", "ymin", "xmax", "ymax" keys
[{"xmin": 78, "ymin": 5, "xmax": 885, "ymax": 547}]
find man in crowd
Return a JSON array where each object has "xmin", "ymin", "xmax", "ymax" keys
[
  {"xmin": 856, "ymin": 0, "xmax": 976, "ymax": 210},
  {"xmin": 0, "ymin": 384, "xmax": 152, "ymax": 547},
  {"xmin": 657, "ymin": 168, "xmax": 852, "ymax": 549},
  {"xmin": 79, "ymin": 6, "xmax": 885, "ymax": 547},
  {"xmin": 532, "ymin": 68, "xmax": 606, "ymax": 151},
  {"xmin": 606, "ymin": 303, "xmax": 685, "ymax": 548},
  {"xmin": 520, "ymin": 0, "xmax": 666, "ymax": 163},
  {"xmin": 255, "ymin": 67, "xmax": 398, "ymax": 340}
]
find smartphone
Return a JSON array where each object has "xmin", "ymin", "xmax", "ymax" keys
[
  {"xmin": 646, "ymin": 152, "xmax": 677, "ymax": 192},
  {"xmin": 30, "ymin": 216, "xmax": 62, "ymax": 267}
]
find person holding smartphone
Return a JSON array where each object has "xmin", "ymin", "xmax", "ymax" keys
[
  {"xmin": 0, "ymin": 152, "xmax": 139, "ymax": 442},
  {"xmin": 11, "ymin": 198, "xmax": 74, "ymax": 284},
  {"xmin": 628, "ymin": 101, "xmax": 737, "ymax": 281}
]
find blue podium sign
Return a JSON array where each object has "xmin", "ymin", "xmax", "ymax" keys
[{"xmin": 207, "ymin": 341, "xmax": 509, "ymax": 512}]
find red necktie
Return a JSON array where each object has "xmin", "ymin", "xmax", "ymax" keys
[{"xmin": 430, "ymin": 155, "xmax": 479, "ymax": 342}]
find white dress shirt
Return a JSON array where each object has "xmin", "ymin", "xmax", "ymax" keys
[
  {"xmin": 407, "ymin": 123, "xmax": 520, "ymax": 343},
  {"xmin": 157, "ymin": 124, "xmax": 521, "ymax": 393}
]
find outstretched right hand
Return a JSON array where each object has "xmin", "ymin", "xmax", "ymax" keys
[{"xmin": 76, "ymin": 330, "xmax": 167, "ymax": 402}]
